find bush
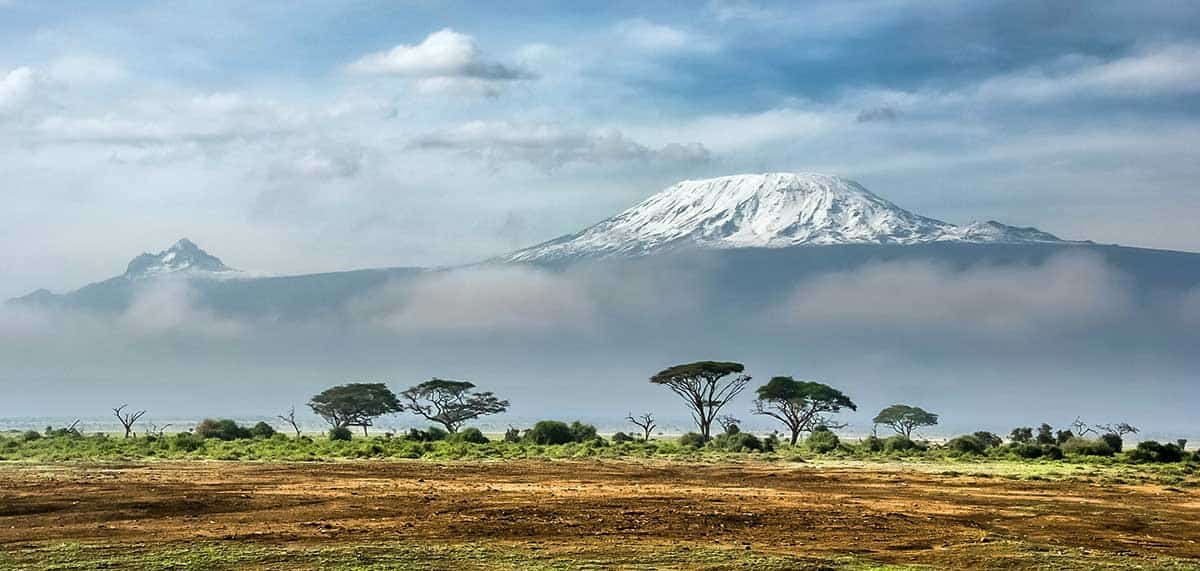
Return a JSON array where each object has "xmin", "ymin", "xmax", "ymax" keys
[
  {"xmin": 678, "ymin": 432, "xmax": 706, "ymax": 448},
  {"xmin": 20, "ymin": 430, "xmax": 42, "ymax": 442},
  {"xmin": 972, "ymin": 431, "xmax": 1003, "ymax": 449},
  {"xmin": 407, "ymin": 427, "xmax": 449, "ymax": 442},
  {"xmin": 328, "ymin": 426, "xmax": 353, "ymax": 441},
  {"xmin": 806, "ymin": 427, "xmax": 840, "ymax": 453},
  {"xmin": 1062, "ymin": 437, "xmax": 1114, "ymax": 457},
  {"xmin": 171, "ymin": 432, "xmax": 205, "ymax": 452},
  {"xmin": 1011, "ymin": 444, "xmax": 1044, "ymax": 459},
  {"xmin": 762, "ymin": 432, "xmax": 780, "ymax": 452},
  {"xmin": 1041, "ymin": 445, "xmax": 1064, "ymax": 460},
  {"xmin": 527, "ymin": 421, "xmax": 574, "ymax": 445},
  {"xmin": 1127, "ymin": 440, "xmax": 1183, "ymax": 463},
  {"xmin": 504, "ymin": 427, "xmax": 522, "ymax": 443},
  {"xmin": 860, "ymin": 435, "xmax": 884, "ymax": 452},
  {"xmin": 248, "ymin": 422, "xmax": 276, "ymax": 439},
  {"xmin": 711, "ymin": 431, "xmax": 762, "ymax": 452},
  {"xmin": 883, "ymin": 435, "xmax": 921, "ymax": 452},
  {"xmin": 947, "ymin": 435, "xmax": 987, "ymax": 455},
  {"xmin": 568, "ymin": 421, "xmax": 598, "ymax": 442},
  {"xmin": 1100, "ymin": 433, "xmax": 1124, "ymax": 453},
  {"xmin": 450, "ymin": 427, "xmax": 489, "ymax": 444},
  {"xmin": 611, "ymin": 431, "xmax": 635, "ymax": 443},
  {"xmin": 195, "ymin": 419, "xmax": 250, "ymax": 441}
]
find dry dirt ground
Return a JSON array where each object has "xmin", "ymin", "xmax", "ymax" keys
[{"xmin": 0, "ymin": 460, "xmax": 1198, "ymax": 570}]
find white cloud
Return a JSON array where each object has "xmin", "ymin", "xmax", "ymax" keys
[
  {"xmin": 346, "ymin": 28, "xmax": 533, "ymax": 95},
  {"xmin": 967, "ymin": 43, "xmax": 1200, "ymax": 102},
  {"xmin": 777, "ymin": 252, "xmax": 1134, "ymax": 335},
  {"xmin": 119, "ymin": 280, "xmax": 244, "ymax": 337},
  {"xmin": 47, "ymin": 55, "xmax": 128, "ymax": 85},
  {"xmin": 410, "ymin": 121, "xmax": 711, "ymax": 169},
  {"xmin": 0, "ymin": 67, "xmax": 36, "ymax": 113},
  {"xmin": 354, "ymin": 267, "xmax": 595, "ymax": 334},
  {"xmin": 615, "ymin": 19, "xmax": 719, "ymax": 53}
]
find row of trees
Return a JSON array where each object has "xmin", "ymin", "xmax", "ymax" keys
[
  {"xmin": 648, "ymin": 360, "xmax": 938, "ymax": 444},
  {"xmin": 307, "ymin": 379, "xmax": 509, "ymax": 436},
  {"xmin": 102, "ymin": 361, "xmax": 935, "ymax": 442}
]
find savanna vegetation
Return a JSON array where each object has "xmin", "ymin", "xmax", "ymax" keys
[{"xmin": 1, "ymin": 361, "xmax": 1192, "ymax": 473}]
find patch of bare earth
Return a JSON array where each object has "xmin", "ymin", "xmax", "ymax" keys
[{"xmin": 0, "ymin": 460, "xmax": 1197, "ymax": 568}]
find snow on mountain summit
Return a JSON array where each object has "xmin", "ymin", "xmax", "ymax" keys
[
  {"xmin": 506, "ymin": 172, "xmax": 1065, "ymax": 262},
  {"xmin": 123, "ymin": 238, "xmax": 236, "ymax": 279}
]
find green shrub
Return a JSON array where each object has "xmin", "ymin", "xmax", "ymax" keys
[
  {"xmin": 450, "ymin": 427, "xmax": 489, "ymax": 444},
  {"xmin": 860, "ymin": 435, "xmax": 883, "ymax": 452},
  {"xmin": 1041, "ymin": 445, "xmax": 1064, "ymax": 460},
  {"xmin": 762, "ymin": 432, "xmax": 780, "ymax": 452},
  {"xmin": 1127, "ymin": 441, "xmax": 1183, "ymax": 463},
  {"xmin": 678, "ymin": 432, "xmax": 706, "ymax": 448},
  {"xmin": 248, "ymin": 422, "xmax": 277, "ymax": 439},
  {"xmin": 806, "ymin": 427, "xmax": 840, "ymax": 453},
  {"xmin": 20, "ymin": 430, "xmax": 42, "ymax": 442},
  {"xmin": 711, "ymin": 431, "xmax": 762, "ymax": 452},
  {"xmin": 568, "ymin": 421, "xmax": 598, "ymax": 443},
  {"xmin": 504, "ymin": 427, "xmax": 522, "ymax": 443},
  {"xmin": 195, "ymin": 419, "xmax": 250, "ymax": 441},
  {"xmin": 527, "ymin": 421, "xmax": 574, "ymax": 445},
  {"xmin": 1011, "ymin": 444, "xmax": 1043, "ymax": 459},
  {"xmin": 947, "ymin": 435, "xmax": 986, "ymax": 455},
  {"xmin": 972, "ymin": 431, "xmax": 1003, "ymax": 449},
  {"xmin": 171, "ymin": 432, "xmax": 205, "ymax": 452},
  {"xmin": 611, "ymin": 431, "xmax": 635, "ymax": 443},
  {"xmin": 328, "ymin": 427, "xmax": 353, "ymax": 441},
  {"xmin": 1062, "ymin": 437, "xmax": 1114, "ymax": 457},
  {"xmin": 1100, "ymin": 433, "xmax": 1124, "ymax": 453},
  {"xmin": 407, "ymin": 427, "xmax": 449, "ymax": 442},
  {"xmin": 883, "ymin": 435, "xmax": 921, "ymax": 452}
]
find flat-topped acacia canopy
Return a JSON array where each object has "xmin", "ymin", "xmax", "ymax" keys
[{"xmin": 650, "ymin": 361, "xmax": 745, "ymax": 384}]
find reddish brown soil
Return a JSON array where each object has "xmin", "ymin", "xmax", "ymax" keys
[{"xmin": 0, "ymin": 460, "xmax": 1197, "ymax": 568}]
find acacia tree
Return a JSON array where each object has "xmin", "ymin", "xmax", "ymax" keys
[
  {"xmin": 872, "ymin": 404, "xmax": 938, "ymax": 438},
  {"xmin": 112, "ymin": 404, "xmax": 146, "ymax": 439},
  {"xmin": 308, "ymin": 383, "xmax": 401, "ymax": 436},
  {"xmin": 400, "ymin": 379, "xmax": 509, "ymax": 433},
  {"xmin": 650, "ymin": 361, "xmax": 750, "ymax": 441},
  {"xmin": 751, "ymin": 377, "xmax": 857, "ymax": 446},
  {"xmin": 626, "ymin": 412, "xmax": 656, "ymax": 442}
]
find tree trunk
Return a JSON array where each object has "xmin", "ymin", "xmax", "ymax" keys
[
  {"xmin": 790, "ymin": 429, "xmax": 800, "ymax": 446},
  {"xmin": 362, "ymin": 425, "xmax": 368, "ymax": 436}
]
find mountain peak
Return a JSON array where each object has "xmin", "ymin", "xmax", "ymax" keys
[
  {"xmin": 505, "ymin": 172, "xmax": 1066, "ymax": 262},
  {"xmin": 123, "ymin": 238, "xmax": 235, "ymax": 279}
]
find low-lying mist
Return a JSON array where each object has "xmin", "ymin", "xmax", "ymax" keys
[{"xmin": 2, "ymin": 249, "xmax": 1197, "ymax": 437}]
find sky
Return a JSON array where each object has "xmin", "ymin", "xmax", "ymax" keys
[
  {"xmin": 2, "ymin": 0, "xmax": 1199, "ymax": 299},
  {"xmin": 1, "ymin": 1, "xmax": 1199, "ymax": 434}
]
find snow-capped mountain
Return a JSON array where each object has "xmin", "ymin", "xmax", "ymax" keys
[
  {"xmin": 122, "ymin": 238, "xmax": 237, "ymax": 280},
  {"xmin": 506, "ymin": 173, "xmax": 1067, "ymax": 262}
]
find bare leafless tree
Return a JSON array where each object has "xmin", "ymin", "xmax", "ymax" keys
[
  {"xmin": 717, "ymin": 414, "xmax": 741, "ymax": 434},
  {"xmin": 112, "ymin": 404, "xmax": 147, "ymax": 438},
  {"xmin": 145, "ymin": 423, "xmax": 171, "ymax": 438},
  {"xmin": 278, "ymin": 405, "xmax": 302, "ymax": 438},
  {"xmin": 1095, "ymin": 422, "xmax": 1139, "ymax": 437},
  {"xmin": 626, "ymin": 412, "xmax": 656, "ymax": 442},
  {"xmin": 1070, "ymin": 416, "xmax": 1097, "ymax": 436}
]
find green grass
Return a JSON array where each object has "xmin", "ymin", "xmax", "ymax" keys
[
  {"xmin": 1, "ymin": 431, "xmax": 1197, "ymax": 489},
  {"xmin": 0, "ymin": 541, "xmax": 904, "ymax": 571},
  {"xmin": 3, "ymin": 540, "xmax": 1196, "ymax": 571}
]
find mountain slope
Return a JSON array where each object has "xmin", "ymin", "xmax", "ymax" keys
[{"xmin": 506, "ymin": 173, "xmax": 1069, "ymax": 262}]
